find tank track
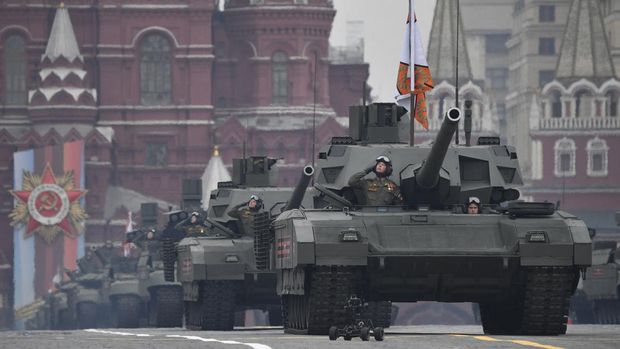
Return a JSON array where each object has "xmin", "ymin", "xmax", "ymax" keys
[
  {"xmin": 593, "ymin": 300, "xmax": 620, "ymax": 324},
  {"xmin": 152, "ymin": 287, "xmax": 184, "ymax": 327},
  {"xmin": 161, "ymin": 239, "xmax": 177, "ymax": 282},
  {"xmin": 284, "ymin": 266, "xmax": 361, "ymax": 335},
  {"xmin": 114, "ymin": 296, "xmax": 142, "ymax": 328},
  {"xmin": 253, "ymin": 212, "xmax": 272, "ymax": 270},
  {"xmin": 481, "ymin": 267, "xmax": 576, "ymax": 335},
  {"xmin": 201, "ymin": 280, "xmax": 237, "ymax": 330},
  {"xmin": 267, "ymin": 304, "xmax": 283, "ymax": 326},
  {"xmin": 76, "ymin": 302, "xmax": 98, "ymax": 329},
  {"xmin": 362, "ymin": 301, "xmax": 392, "ymax": 328}
]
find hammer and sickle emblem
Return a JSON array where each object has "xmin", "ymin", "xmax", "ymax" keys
[{"xmin": 38, "ymin": 192, "xmax": 59, "ymax": 212}]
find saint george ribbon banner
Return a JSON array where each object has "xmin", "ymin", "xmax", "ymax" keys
[{"xmin": 395, "ymin": 0, "xmax": 434, "ymax": 130}]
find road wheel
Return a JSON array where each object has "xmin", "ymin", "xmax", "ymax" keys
[
  {"xmin": 360, "ymin": 327, "xmax": 370, "ymax": 341},
  {"xmin": 373, "ymin": 327, "xmax": 385, "ymax": 341},
  {"xmin": 328, "ymin": 326, "xmax": 338, "ymax": 340}
]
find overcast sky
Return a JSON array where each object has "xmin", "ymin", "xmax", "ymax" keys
[{"xmin": 330, "ymin": 0, "xmax": 436, "ymax": 102}]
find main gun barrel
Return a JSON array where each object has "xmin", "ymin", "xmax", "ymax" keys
[
  {"xmin": 284, "ymin": 166, "xmax": 314, "ymax": 211},
  {"xmin": 416, "ymin": 108, "xmax": 462, "ymax": 189}
]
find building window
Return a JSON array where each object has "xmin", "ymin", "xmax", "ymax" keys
[
  {"xmin": 554, "ymin": 138, "xmax": 576, "ymax": 177},
  {"xmin": 145, "ymin": 143, "xmax": 168, "ymax": 167},
  {"xmin": 272, "ymin": 51, "xmax": 289, "ymax": 105},
  {"xmin": 550, "ymin": 91, "xmax": 562, "ymax": 118},
  {"xmin": 4, "ymin": 35, "xmax": 27, "ymax": 105},
  {"xmin": 140, "ymin": 34, "xmax": 172, "ymax": 106},
  {"xmin": 539, "ymin": 70, "xmax": 555, "ymax": 88},
  {"xmin": 485, "ymin": 34, "xmax": 510, "ymax": 54},
  {"xmin": 575, "ymin": 90, "xmax": 594, "ymax": 118},
  {"xmin": 586, "ymin": 137, "xmax": 608, "ymax": 177},
  {"xmin": 486, "ymin": 68, "xmax": 508, "ymax": 89},
  {"xmin": 539, "ymin": 38, "xmax": 555, "ymax": 55},
  {"xmin": 607, "ymin": 91, "xmax": 619, "ymax": 117},
  {"xmin": 539, "ymin": 5, "xmax": 555, "ymax": 23}
]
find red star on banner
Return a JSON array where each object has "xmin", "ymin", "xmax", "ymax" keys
[{"xmin": 11, "ymin": 163, "xmax": 86, "ymax": 237}]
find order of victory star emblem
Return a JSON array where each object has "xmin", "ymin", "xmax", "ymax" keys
[{"xmin": 9, "ymin": 163, "xmax": 88, "ymax": 243}]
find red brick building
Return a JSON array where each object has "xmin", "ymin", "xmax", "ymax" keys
[
  {"xmin": 527, "ymin": 0, "xmax": 620, "ymax": 238},
  {"xmin": 0, "ymin": 0, "xmax": 368, "ymax": 328}
]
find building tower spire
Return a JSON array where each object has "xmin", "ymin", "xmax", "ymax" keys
[
  {"xmin": 427, "ymin": 0, "xmax": 473, "ymax": 85},
  {"xmin": 28, "ymin": 3, "xmax": 97, "ymax": 123},
  {"xmin": 555, "ymin": 0, "xmax": 617, "ymax": 85}
]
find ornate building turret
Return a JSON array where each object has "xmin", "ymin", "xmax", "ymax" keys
[
  {"xmin": 527, "ymin": 0, "xmax": 620, "ymax": 236},
  {"xmin": 407, "ymin": 0, "xmax": 497, "ymax": 140},
  {"xmin": 214, "ymin": 0, "xmax": 354, "ymax": 185},
  {"xmin": 28, "ymin": 3, "xmax": 97, "ymax": 124}
]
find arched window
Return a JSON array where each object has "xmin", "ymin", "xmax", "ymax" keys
[
  {"xmin": 586, "ymin": 137, "xmax": 608, "ymax": 177},
  {"xmin": 140, "ymin": 34, "xmax": 171, "ymax": 105},
  {"xmin": 272, "ymin": 51, "xmax": 288, "ymax": 105},
  {"xmin": 438, "ymin": 92, "xmax": 451, "ymax": 120},
  {"xmin": 4, "ymin": 35, "xmax": 27, "ymax": 105},
  {"xmin": 606, "ymin": 90, "xmax": 618, "ymax": 117},
  {"xmin": 554, "ymin": 137, "xmax": 576, "ymax": 177},
  {"xmin": 550, "ymin": 90, "xmax": 562, "ymax": 118},
  {"xmin": 575, "ymin": 89, "xmax": 593, "ymax": 118}
]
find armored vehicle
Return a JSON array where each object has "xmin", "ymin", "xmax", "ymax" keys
[
  {"xmin": 173, "ymin": 157, "xmax": 318, "ymax": 330},
  {"xmin": 272, "ymin": 102, "xmax": 592, "ymax": 335},
  {"xmin": 109, "ymin": 203, "xmax": 184, "ymax": 328},
  {"xmin": 570, "ymin": 217, "xmax": 620, "ymax": 324}
]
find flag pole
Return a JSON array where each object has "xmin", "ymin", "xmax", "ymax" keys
[
  {"xmin": 409, "ymin": 0, "xmax": 415, "ymax": 146},
  {"xmin": 410, "ymin": 93, "xmax": 415, "ymax": 146}
]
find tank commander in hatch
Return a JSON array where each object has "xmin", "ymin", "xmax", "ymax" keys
[
  {"xmin": 348, "ymin": 155, "xmax": 403, "ymax": 206},
  {"xmin": 176, "ymin": 211, "xmax": 207, "ymax": 235},
  {"xmin": 467, "ymin": 197, "xmax": 481, "ymax": 215},
  {"xmin": 228, "ymin": 194, "xmax": 264, "ymax": 235}
]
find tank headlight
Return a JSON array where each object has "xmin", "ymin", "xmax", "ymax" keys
[
  {"xmin": 527, "ymin": 231, "xmax": 547, "ymax": 243},
  {"xmin": 340, "ymin": 230, "xmax": 360, "ymax": 242},
  {"xmin": 225, "ymin": 254, "xmax": 239, "ymax": 263}
]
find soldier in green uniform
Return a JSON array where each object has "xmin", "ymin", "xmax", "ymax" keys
[
  {"xmin": 348, "ymin": 155, "xmax": 403, "ymax": 206},
  {"xmin": 176, "ymin": 211, "xmax": 208, "ymax": 236},
  {"xmin": 228, "ymin": 194, "xmax": 264, "ymax": 235}
]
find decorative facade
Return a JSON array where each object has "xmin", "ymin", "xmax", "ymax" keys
[
  {"xmin": 527, "ymin": 0, "xmax": 620, "ymax": 238},
  {"xmin": 0, "ymin": 0, "xmax": 368, "ymax": 328},
  {"xmin": 407, "ymin": 0, "xmax": 497, "ymax": 144}
]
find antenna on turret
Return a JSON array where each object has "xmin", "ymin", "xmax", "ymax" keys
[
  {"xmin": 455, "ymin": 0, "xmax": 461, "ymax": 145},
  {"xmin": 312, "ymin": 51, "xmax": 318, "ymax": 170}
]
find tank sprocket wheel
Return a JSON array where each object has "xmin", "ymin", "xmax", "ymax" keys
[
  {"xmin": 482, "ymin": 267, "xmax": 577, "ymax": 335},
  {"xmin": 151, "ymin": 286, "xmax": 184, "ymax": 328},
  {"xmin": 76, "ymin": 302, "xmax": 98, "ymax": 329},
  {"xmin": 114, "ymin": 296, "xmax": 142, "ymax": 328}
]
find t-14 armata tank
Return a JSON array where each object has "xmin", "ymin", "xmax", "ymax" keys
[{"xmin": 272, "ymin": 102, "xmax": 592, "ymax": 336}]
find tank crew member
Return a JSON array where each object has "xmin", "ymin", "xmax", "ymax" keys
[
  {"xmin": 176, "ymin": 211, "xmax": 207, "ymax": 236},
  {"xmin": 228, "ymin": 194, "xmax": 264, "ymax": 235},
  {"xmin": 348, "ymin": 155, "xmax": 403, "ymax": 206},
  {"xmin": 467, "ymin": 197, "xmax": 481, "ymax": 215}
]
